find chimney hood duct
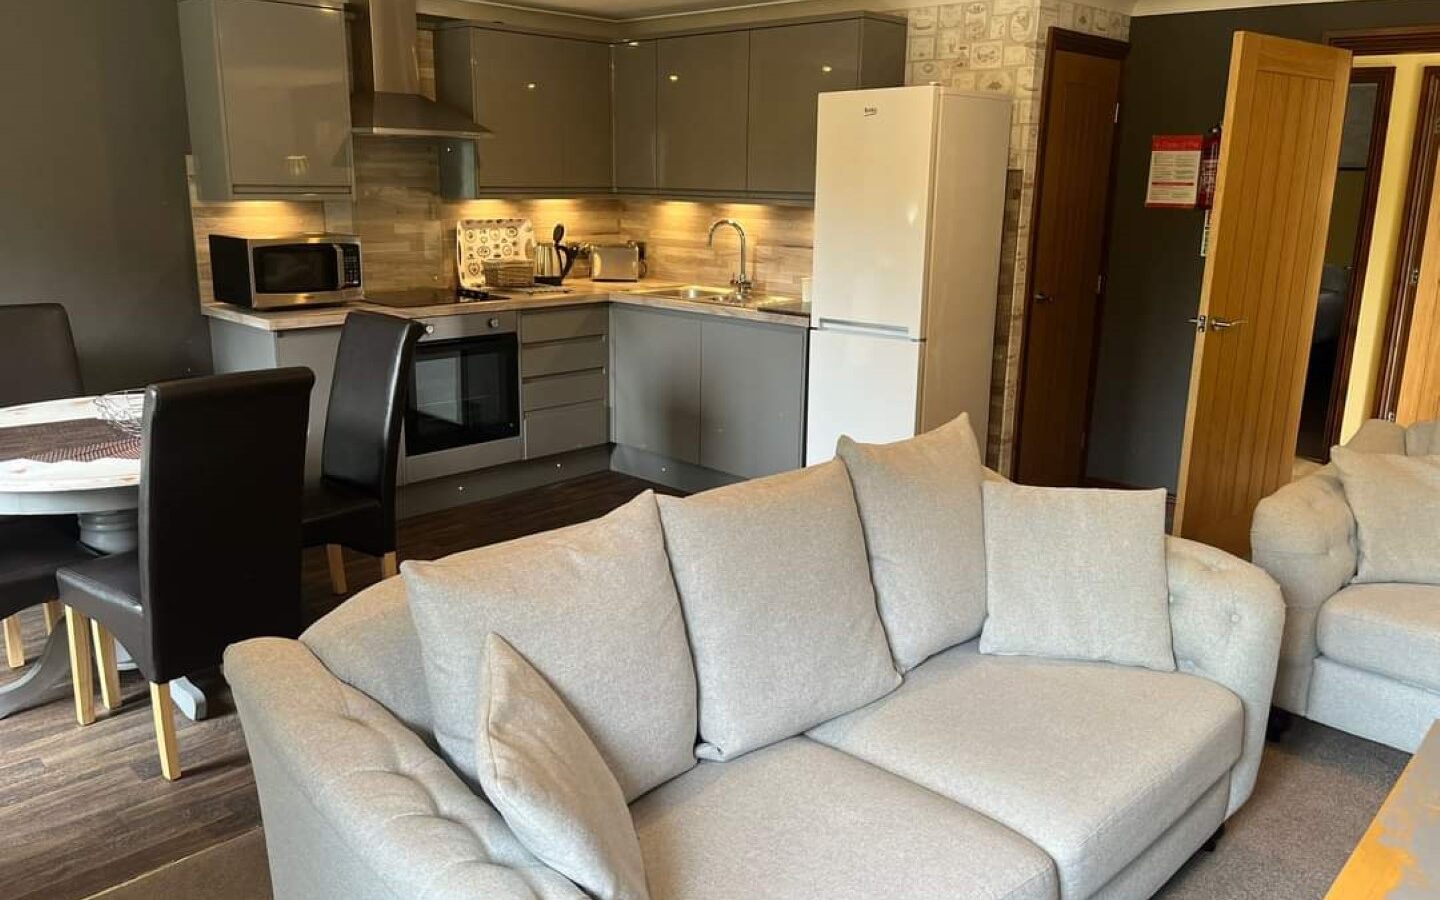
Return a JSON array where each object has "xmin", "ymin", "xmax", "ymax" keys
[{"xmin": 351, "ymin": 0, "xmax": 489, "ymax": 140}]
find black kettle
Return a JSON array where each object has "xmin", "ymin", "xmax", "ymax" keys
[{"xmin": 535, "ymin": 223, "xmax": 578, "ymax": 286}]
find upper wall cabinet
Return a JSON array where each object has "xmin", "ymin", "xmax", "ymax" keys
[
  {"xmin": 179, "ymin": 0, "xmax": 353, "ymax": 201},
  {"xmin": 747, "ymin": 18, "xmax": 906, "ymax": 194},
  {"xmin": 612, "ymin": 41, "xmax": 658, "ymax": 192},
  {"xmin": 436, "ymin": 27, "xmax": 612, "ymax": 191},
  {"xmin": 656, "ymin": 32, "xmax": 751, "ymax": 194}
]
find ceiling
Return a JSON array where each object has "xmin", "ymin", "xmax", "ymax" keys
[{"xmin": 466, "ymin": 0, "xmax": 815, "ymax": 22}]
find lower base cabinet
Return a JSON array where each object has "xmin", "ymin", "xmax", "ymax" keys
[{"xmin": 610, "ymin": 305, "xmax": 806, "ymax": 479}]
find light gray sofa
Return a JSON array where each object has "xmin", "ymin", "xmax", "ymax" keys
[
  {"xmin": 1252, "ymin": 418, "xmax": 1440, "ymax": 752},
  {"xmin": 226, "ymin": 465, "xmax": 1284, "ymax": 900}
]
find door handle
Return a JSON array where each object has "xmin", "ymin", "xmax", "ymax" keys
[
  {"xmin": 1033, "ymin": 292, "xmax": 1053, "ymax": 304},
  {"xmin": 1208, "ymin": 317, "xmax": 1247, "ymax": 332},
  {"xmin": 1187, "ymin": 315, "xmax": 1207, "ymax": 333}
]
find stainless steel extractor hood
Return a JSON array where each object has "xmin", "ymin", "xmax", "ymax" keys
[{"xmin": 350, "ymin": 0, "xmax": 489, "ymax": 140}]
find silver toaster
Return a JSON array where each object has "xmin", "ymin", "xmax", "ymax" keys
[{"xmin": 590, "ymin": 243, "xmax": 643, "ymax": 282}]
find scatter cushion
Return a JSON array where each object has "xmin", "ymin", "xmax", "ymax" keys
[
  {"xmin": 1331, "ymin": 447, "xmax": 1440, "ymax": 585},
  {"xmin": 404, "ymin": 491, "xmax": 697, "ymax": 800},
  {"xmin": 476, "ymin": 634, "xmax": 650, "ymax": 900},
  {"xmin": 836, "ymin": 413, "xmax": 988, "ymax": 672},
  {"xmin": 1407, "ymin": 420, "xmax": 1440, "ymax": 456},
  {"xmin": 979, "ymin": 482, "xmax": 1175, "ymax": 671},
  {"xmin": 656, "ymin": 461, "xmax": 901, "ymax": 761}
]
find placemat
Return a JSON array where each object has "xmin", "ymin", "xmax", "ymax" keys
[{"xmin": 0, "ymin": 418, "xmax": 141, "ymax": 464}]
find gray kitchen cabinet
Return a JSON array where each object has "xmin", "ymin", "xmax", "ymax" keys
[
  {"xmin": 612, "ymin": 40, "xmax": 658, "ymax": 191},
  {"xmin": 208, "ymin": 319, "xmax": 341, "ymax": 481},
  {"xmin": 656, "ymin": 32, "xmax": 750, "ymax": 193},
  {"xmin": 436, "ymin": 27, "xmax": 611, "ymax": 191},
  {"xmin": 746, "ymin": 18, "xmax": 905, "ymax": 195},
  {"xmin": 700, "ymin": 318, "xmax": 807, "ymax": 477},
  {"xmin": 179, "ymin": 0, "xmax": 353, "ymax": 201},
  {"xmin": 519, "ymin": 308, "xmax": 611, "ymax": 460},
  {"xmin": 610, "ymin": 306, "xmax": 702, "ymax": 464}
]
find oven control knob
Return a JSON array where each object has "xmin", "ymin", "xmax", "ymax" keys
[
  {"xmin": 488, "ymin": 317, "xmax": 500, "ymax": 328},
  {"xmin": 424, "ymin": 324, "xmax": 434, "ymax": 334}
]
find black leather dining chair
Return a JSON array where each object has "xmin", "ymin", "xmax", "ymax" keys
[
  {"xmin": 302, "ymin": 311, "xmax": 423, "ymax": 594},
  {"xmin": 57, "ymin": 368, "xmax": 313, "ymax": 780},
  {"xmin": 0, "ymin": 303, "xmax": 94, "ymax": 670}
]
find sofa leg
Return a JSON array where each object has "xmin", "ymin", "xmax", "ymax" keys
[
  {"xmin": 1201, "ymin": 823, "xmax": 1225, "ymax": 853},
  {"xmin": 1266, "ymin": 707, "xmax": 1294, "ymax": 742}
]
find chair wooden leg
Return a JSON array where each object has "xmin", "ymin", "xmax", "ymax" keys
[
  {"xmin": 149, "ymin": 682, "xmax": 181, "ymax": 782},
  {"xmin": 91, "ymin": 621, "xmax": 122, "ymax": 712},
  {"xmin": 4, "ymin": 615, "xmax": 24, "ymax": 668},
  {"xmin": 325, "ymin": 544, "xmax": 348, "ymax": 595},
  {"xmin": 381, "ymin": 551, "xmax": 399, "ymax": 580},
  {"xmin": 64, "ymin": 607, "xmax": 95, "ymax": 726},
  {"xmin": 43, "ymin": 601, "xmax": 63, "ymax": 634}
]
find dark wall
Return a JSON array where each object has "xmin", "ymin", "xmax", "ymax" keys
[
  {"xmin": 0, "ymin": 0, "xmax": 210, "ymax": 394},
  {"xmin": 1086, "ymin": 0, "xmax": 1436, "ymax": 493}
]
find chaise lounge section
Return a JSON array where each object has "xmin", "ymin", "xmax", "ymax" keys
[{"xmin": 227, "ymin": 419, "xmax": 1284, "ymax": 900}]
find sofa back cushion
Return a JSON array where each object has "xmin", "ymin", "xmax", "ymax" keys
[
  {"xmin": 979, "ymin": 483, "xmax": 1175, "ymax": 671},
  {"xmin": 656, "ymin": 461, "xmax": 901, "ymax": 761},
  {"xmin": 836, "ymin": 413, "xmax": 988, "ymax": 672},
  {"xmin": 1331, "ymin": 447, "xmax": 1440, "ymax": 585},
  {"xmin": 1407, "ymin": 420, "xmax": 1440, "ymax": 456},
  {"xmin": 404, "ymin": 491, "xmax": 698, "ymax": 801}
]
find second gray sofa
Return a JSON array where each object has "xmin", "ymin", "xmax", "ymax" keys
[{"xmin": 226, "ymin": 425, "xmax": 1284, "ymax": 900}]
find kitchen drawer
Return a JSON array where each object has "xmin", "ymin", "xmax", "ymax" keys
[
  {"xmin": 521, "ymin": 306, "xmax": 609, "ymax": 344},
  {"xmin": 525, "ymin": 401, "xmax": 609, "ymax": 458},
  {"xmin": 520, "ymin": 336, "xmax": 607, "ymax": 378},
  {"xmin": 523, "ymin": 370, "xmax": 608, "ymax": 412}
]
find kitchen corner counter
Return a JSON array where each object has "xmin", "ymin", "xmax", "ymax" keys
[{"xmin": 200, "ymin": 280, "xmax": 811, "ymax": 332}]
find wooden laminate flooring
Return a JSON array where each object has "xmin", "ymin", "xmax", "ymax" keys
[{"xmin": 0, "ymin": 471, "xmax": 671, "ymax": 900}]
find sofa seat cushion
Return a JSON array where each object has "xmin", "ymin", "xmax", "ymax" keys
[
  {"xmin": 1319, "ymin": 583, "xmax": 1440, "ymax": 694},
  {"xmin": 631, "ymin": 737, "xmax": 1057, "ymax": 900},
  {"xmin": 807, "ymin": 643, "xmax": 1243, "ymax": 900}
]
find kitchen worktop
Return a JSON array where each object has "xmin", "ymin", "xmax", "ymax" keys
[{"xmin": 201, "ymin": 279, "xmax": 811, "ymax": 332}]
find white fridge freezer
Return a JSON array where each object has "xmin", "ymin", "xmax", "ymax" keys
[{"xmin": 805, "ymin": 85, "xmax": 1011, "ymax": 465}]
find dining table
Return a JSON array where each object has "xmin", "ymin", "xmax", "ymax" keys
[{"xmin": 0, "ymin": 396, "xmax": 209, "ymax": 721}]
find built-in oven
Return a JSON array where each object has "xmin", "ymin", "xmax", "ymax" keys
[{"xmin": 403, "ymin": 311, "xmax": 524, "ymax": 483}]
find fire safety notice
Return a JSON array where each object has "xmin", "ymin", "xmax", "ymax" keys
[{"xmin": 1145, "ymin": 135, "xmax": 1203, "ymax": 208}]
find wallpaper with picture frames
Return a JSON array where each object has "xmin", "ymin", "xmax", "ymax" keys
[{"xmin": 902, "ymin": 0, "xmax": 1129, "ymax": 471}]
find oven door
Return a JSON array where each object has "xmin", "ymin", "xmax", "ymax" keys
[{"xmin": 404, "ymin": 314, "xmax": 524, "ymax": 482}]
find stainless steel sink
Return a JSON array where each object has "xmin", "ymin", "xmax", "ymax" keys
[{"xmin": 635, "ymin": 285, "xmax": 741, "ymax": 303}]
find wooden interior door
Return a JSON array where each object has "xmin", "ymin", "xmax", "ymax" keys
[
  {"xmin": 1174, "ymin": 32, "xmax": 1352, "ymax": 557},
  {"xmin": 1396, "ymin": 154, "xmax": 1440, "ymax": 424},
  {"xmin": 1014, "ymin": 32, "xmax": 1126, "ymax": 486}
]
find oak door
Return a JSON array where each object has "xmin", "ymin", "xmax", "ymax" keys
[
  {"xmin": 1397, "ymin": 154, "xmax": 1440, "ymax": 425},
  {"xmin": 1014, "ymin": 36, "xmax": 1125, "ymax": 486},
  {"xmin": 1174, "ymin": 32, "xmax": 1352, "ymax": 557}
]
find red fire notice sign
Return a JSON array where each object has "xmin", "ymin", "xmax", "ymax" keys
[{"xmin": 1145, "ymin": 135, "xmax": 1204, "ymax": 209}]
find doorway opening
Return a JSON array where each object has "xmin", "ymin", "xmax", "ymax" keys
[
  {"xmin": 1013, "ymin": 28, "xmax": 1128, "ymax": 486},
  {"xmin": 1296, "ymin": 68, "xmax": 1393, "ymax": 461}
]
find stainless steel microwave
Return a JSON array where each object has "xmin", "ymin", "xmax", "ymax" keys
[{"xmin": 209, "ymin": 234, "xmax": 362, "ymax": 309}]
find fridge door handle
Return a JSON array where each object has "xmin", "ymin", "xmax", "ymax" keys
[{"xmin": 814, "ymin": 317, "xmax": 915, "ymax": 339}]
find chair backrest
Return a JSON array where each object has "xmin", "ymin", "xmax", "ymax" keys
[
  {"xmin": 320, "ymin": 311, "xmax": 424, "ymax": 528},
  {"xmin": 0, "ymin": 303, "xmax": 82, "ymax": 406},
  {"xmin": 139, "ymin": 368, "xmax": 314, "ymax": 681}
]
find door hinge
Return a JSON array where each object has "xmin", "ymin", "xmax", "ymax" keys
[
  {"xmin": 1113, "ymin": 102, "xmax": 1120, "ymax": 124},
  {"xmin": 1411, "ymin": 267, "xmax": 1423, "ymax": 287},
  {"xmin": 1096, "ymin": 273, "xmax": 1105, "ymax": 295}
]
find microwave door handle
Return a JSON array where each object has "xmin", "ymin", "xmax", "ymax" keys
[{"xmin": 335, "ymin": 245, "xmax": 347, "ymax": 289}]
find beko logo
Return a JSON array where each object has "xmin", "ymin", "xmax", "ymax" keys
[{"xmin": 862, "ymin": 106, "xmax": 878, "ymax": 117}]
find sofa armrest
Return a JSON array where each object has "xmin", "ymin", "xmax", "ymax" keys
[
  {"xmin": 1165, "ymin": 537, "xmax": 1284, "ymax": 818},
  {"xmin": 224, "ymin": 638, "xmax": 583, "ymax": 900},
  {"xmin": 1250, "ymin": 470, "xmax": 1356, "ymax": 713}
]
